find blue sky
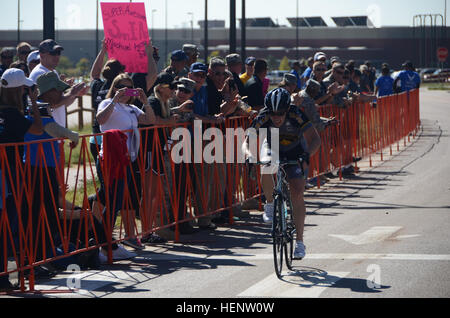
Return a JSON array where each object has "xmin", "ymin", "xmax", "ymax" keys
[{"xmin": 0, "ymin": 0, "xmax": 448, "ymax": 30}]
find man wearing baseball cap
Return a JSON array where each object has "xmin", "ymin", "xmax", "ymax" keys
[
  {"xmin": 182, "ymin": 44, "xmax": 199, "ymax": 68},
  {"xmin": 29, "ymin": 39, "xmax": 71, "ymax": 127},
  {"xmin": 225, "ymin": 53, "xmax": 246, "ymax": 96},
  {"xmin": 314, "ymin": 52, "xmax": 327, "ymax": 62},
  {"xmin": 0, "ymin": 47, "xmax": 15, "ymax": 78},
  {"xmin": 27, "ymin": 50, "xmax": 40, "ymax": 73},
  {"xmin": 30, "ymin": 39, "xmax": 88, "ymax": 127},
  {"xmin": 164, "ymin": 50, "xmax": 189, "ymax": 79},
  {"xmin": 240, "ymin": 56, "xmax": 256, "ymax": 85}
]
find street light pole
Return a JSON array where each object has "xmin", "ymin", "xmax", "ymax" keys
[
  {"xmin": 17, "ymin": 0, "xmax": 20, "ymax": 43},
  {"xmin": 241, "ymin": 0, "xmax": 246, "ymax": 66},
  {"xmin": 188, "ymin": 12, "xmax": 194, "ymax": 43},
  {"xmin": 230, "ymin": 0, "xmax": 236, "ymax": 54},
  {"xmin": 165, "ymin": 0, "xmax": 168, "ymax": 65},
  {"xmin": 296, "ymin": 0, "xmax": 299, "ymax": 60},
  {"xmin": 96, "ymin": 0, "xmax": 99, "ymax": 55},
  {"xmin": 204, "ymin": 0, "xmax": 208, "ymax": 62},
  {"xmin": 43, "ymin": 0, "xmax": 55, "ymax": 40},
  {"xmin": 152, "ymin": 9, "xmax": 157, "ymax": 40}
]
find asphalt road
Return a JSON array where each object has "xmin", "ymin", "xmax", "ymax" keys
[{"xmin": 3, "ymin": 88, "xmax": 450, "ymax": 299}]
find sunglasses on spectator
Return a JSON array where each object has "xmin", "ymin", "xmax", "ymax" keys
[
  {"xmin": 1, "ymin": 55, "xmax": 13, "ymax": 59},
  {"xmin": 314, "ymin": 68, "xmax": 327, "ymax": 72},
  {"xmin": 115, "ymin": 84, "xmax": 134, "ymax": 89},
  {"xmin": 161, "ymin": 83, "xmax": 177, "ymax": 90},
  {"xmin": 19, "ymin": 50, "xmax": 31, "ymax": 55},
  {"xmin": 335, "ymin": 70, "xmax": 344, "ymax": 75},
  {"xmin": 214, "ymin": 71, "xmax": 227, "ymax": 76},
  {"xmin": 49, "ymin": 51, "xmax": 62, "ymax": 56},
  {"xmin": 178, "ymin": 87, "xmax": 192, "ymax": 94}
]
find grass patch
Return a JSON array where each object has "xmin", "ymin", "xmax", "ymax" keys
[
  {"xmin": 66, "ymin": 177, "xmax": 97, "ymax": 208},
  {"xmin": 64, "ymin": 126, "xmax": 96, "ymax": 167}
]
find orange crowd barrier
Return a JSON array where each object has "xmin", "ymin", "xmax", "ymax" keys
[{"xmin": 0, "ymin": 89, "xmax": 420, "ymax": 293}]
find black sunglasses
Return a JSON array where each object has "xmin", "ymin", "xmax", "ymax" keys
[
  {"xmin": 115, "ymin": 84, "xmax": 134, "ymax": 89},
  {"xmin": 49, "ymin": 51, "xmax": 62, "ymax": 56},
  {"xmin": 214, "ymin": 71, "xmax": 227, "ymax": 76},
  {"xmin": 178, "ymin": 87, "xmax": 192, "ymax": 94},
  {"xmin": 19, "ymin": 50, "xmax": 31, "ymax": 55}
]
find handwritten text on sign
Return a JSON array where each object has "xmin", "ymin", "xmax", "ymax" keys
[{"xmin": 101, "ymin": 2, "xmax": 149, "ymax": 73}]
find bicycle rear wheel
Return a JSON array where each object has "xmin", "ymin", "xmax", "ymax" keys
[
  {"xmin": 272, "ymin": 196, "xmax": 284, "ymax": 278},
  {"xmin": 285, "ymin": 220, "xmax": 295, "ymax": 271}
]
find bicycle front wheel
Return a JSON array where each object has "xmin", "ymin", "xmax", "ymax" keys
[{"xmin": 272, "ymin": 196, "xmax": 284, "ymax": 279}]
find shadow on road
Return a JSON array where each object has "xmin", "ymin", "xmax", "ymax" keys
[{"xmin": 281, "ymin": 266, "xmax": 391, "ymax": 294}]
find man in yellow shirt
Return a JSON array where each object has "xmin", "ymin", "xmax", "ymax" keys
[{"xmin": 240, "ymin": 57, "xmax": 256, "ymax": 85}]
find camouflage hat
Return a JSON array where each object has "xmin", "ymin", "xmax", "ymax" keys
[
  {"xmin": 182, "ymin": 44, "xmax": 199, "ymax": 57},
  {"xmin": 225, "ymin": 53, "xmax": 242, "ymax": 66},
  {"xmin": 36, "ymin": 71, "xmax": 70, "ymax": 98},
  {"xmin": 305, "ymin": 79, "xmax": 321, "ymax": 91},
  {"xmin": 283, "ymin": 73, "xmax": 298, "ymax": 86},
  {"xmin": 176, "ymin": 77, "xmax": 196, "ymax": 93}
]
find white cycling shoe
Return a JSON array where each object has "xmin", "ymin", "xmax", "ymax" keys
[
  {"xmin": 263, "ymin": 202, "xmax": 274, "ymax": 224},
  {"xmin": 293, "ymin": 241, "xmax": 306, "ymax": 260}
]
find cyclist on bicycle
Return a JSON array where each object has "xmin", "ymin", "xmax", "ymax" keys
[{"xmin": 243, "ymin": 88, "xmax": 321, "ymax": 259}]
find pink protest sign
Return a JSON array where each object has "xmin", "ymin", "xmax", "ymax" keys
[{"xmin": 101, "ymin": 2, "xmax": 149, "ymax": 73}]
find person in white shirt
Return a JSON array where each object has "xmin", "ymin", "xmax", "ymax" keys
[{"xmin": 30, "ymin": 39, "xmax": 87, "ymax": 127}]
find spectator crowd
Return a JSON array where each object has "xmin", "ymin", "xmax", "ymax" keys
[{"xmin": 0, "ymin": 38, "xmax": 421, "ymax": 291}]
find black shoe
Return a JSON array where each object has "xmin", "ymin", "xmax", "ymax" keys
[
  {"xmin": 78, "ymin": 239, "xmax": 100, "ymax": 270},
  {"xmin": 212, "ymin": 216, "xmax": 228, "ymax": 225},
  {"xmin": 178, "ymin": 225, "xmax": 199, "ymax": 235},
  {"xmin": 199, "ymin": 222, "xmax": 217, "ymax": 231},
  {"xmin": 342, "ymin": 166, "xmax": 355, "ymax": 176},
  {"xmin": 24, "ymin": 265, "xmax": 58, "ymax": 280},
  {"xmin": 141, "ymin": 233, "xmax": 168, "ymax": 244},
  {"xmin": 0, "ymin": 279, "xmax": 19, "ymax": 292},
  {"xmin": 325, "ymin": 172, "xmax": 338, "ymax": 179}
]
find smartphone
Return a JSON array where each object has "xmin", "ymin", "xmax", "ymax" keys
[{"xmin": 125, "ymin": 89, "xmax": 140, "ymax": 97}]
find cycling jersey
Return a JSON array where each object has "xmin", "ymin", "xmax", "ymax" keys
[{"xmin": 250, "ymin": 105, "xmax": 312, "ymax": 155}]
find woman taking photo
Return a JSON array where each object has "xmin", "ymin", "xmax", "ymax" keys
[
  {"xmin": 141, "ymin": 72, "xmax": 180, "ymax": 242},
  {"xmin": 96, "ymin": 73, "xmax": 156, "ymax": 260}
]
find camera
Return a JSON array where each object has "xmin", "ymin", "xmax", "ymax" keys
[
  {"xmin": 125, "ymin": 89, "xmax": 140, "ymax": 97},
  {"xmin": 25, "ymin": 102, "xmax": 51, "ymax": 117}
]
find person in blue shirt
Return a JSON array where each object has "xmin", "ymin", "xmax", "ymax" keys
[
  {"xmin": 300, "ymin": 57, "xmax": 314, "ymax": 89},
  {"xmin": 187, "ymin": 62, "xmax": 224, "ymax": 231},
  {"xmin": 375, "ymin": 66, "xmax": 394, "ymax": 97},
  {"xmin": 290, "ymin": 61, "xmax": 303, "ymax": 91},
  {"xmin": 394, "ymin": 61, "xmax": 421, "ymax": 93}
]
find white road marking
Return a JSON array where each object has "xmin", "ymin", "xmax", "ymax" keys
[
  {"xmin": 33, "ymin": 253, "xmax": 450, "ymax": 296},
  {"xmin": 35, "ymin": 270, "xmax": 151, "ymax": 296},
  {"xmin": 142, "ymin": 253, "xmax": 450, "ymax": 261},
  {"xmin": 239, "ymin": 272, "xmax": 351, "ymax": 298},
  {"xmin": 329, "ymin": 226, "xmax": 403, "ymax": 245}
]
